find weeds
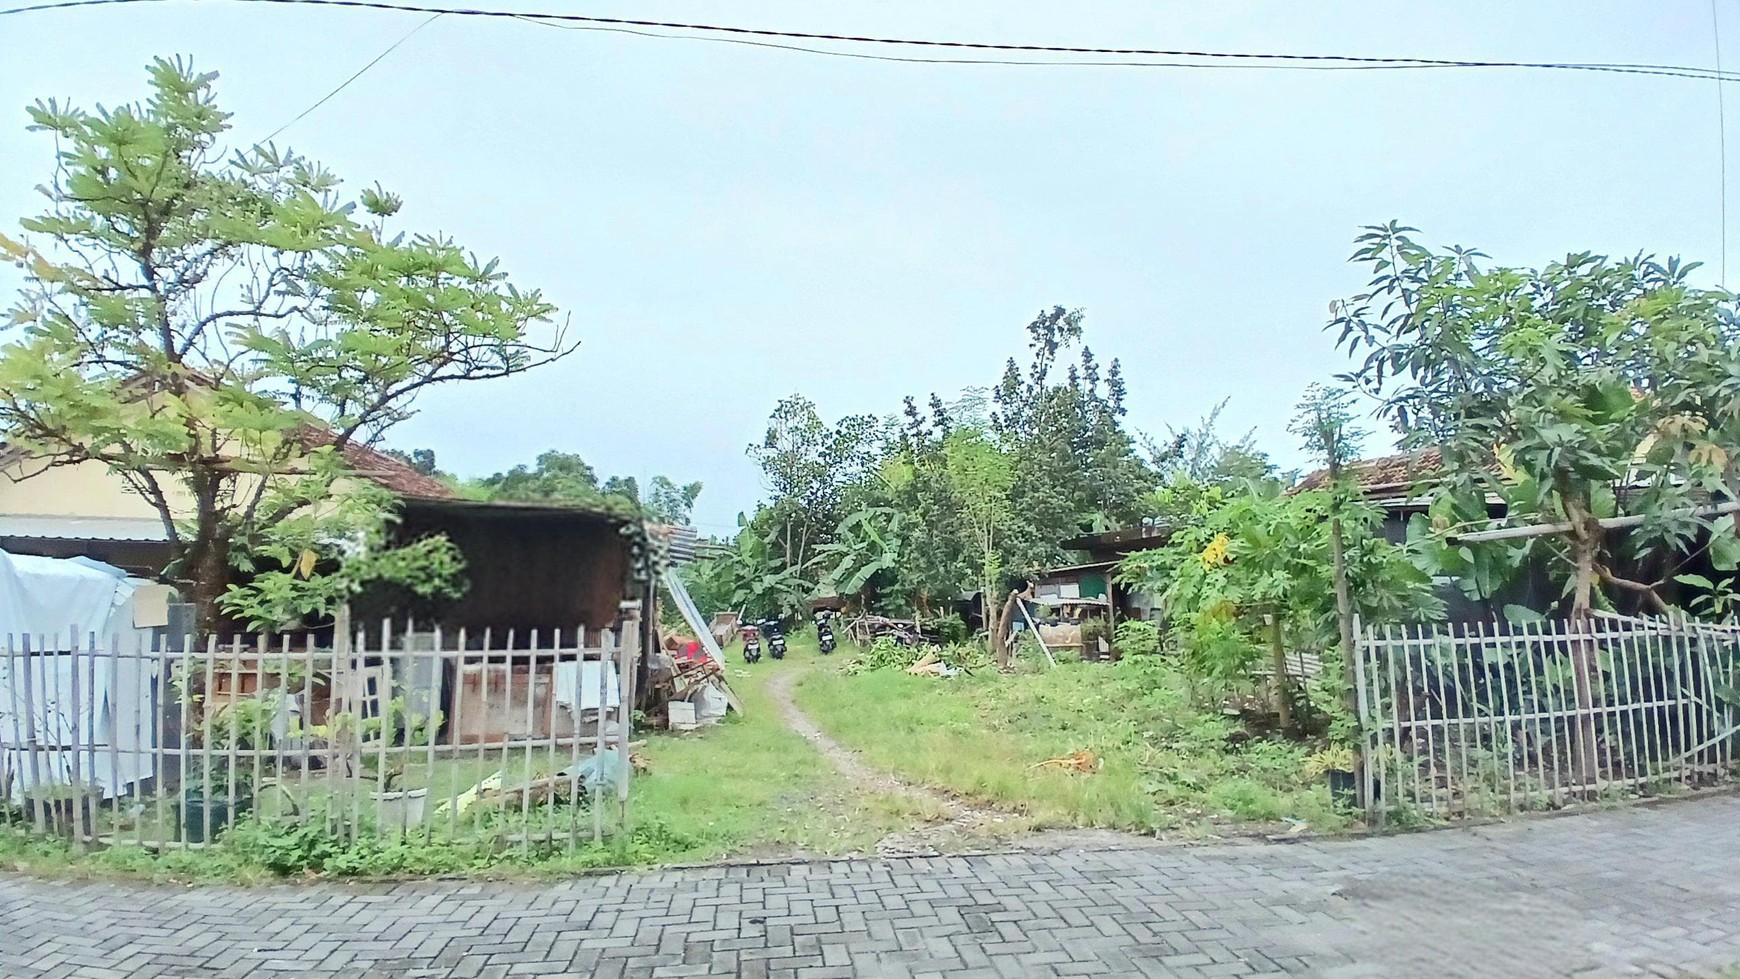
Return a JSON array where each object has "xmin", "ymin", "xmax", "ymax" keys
[{"xmin": 796, "ymin": 654, "xmax": 1348, "ymax": 833}]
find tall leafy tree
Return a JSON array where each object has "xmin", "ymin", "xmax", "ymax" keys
[
  {"xmin": 1332, "ymin": 223, "xmax": 1740, "ymax": 618},
  {"xmin": 992, "ymin": 306, "xmax": 1155, "ymax": 570},
  {"xmin": 478, "ymin": 450, "xmax": 603, "ymax": 503},
  {"xmin": 747, "ymin": 394, "xmax": 883, "ymax": 574},
  {"xmin": 645, "ymin": 475, "xmax": 703, "ymax": 526},
  {"xmin": 0, "ymin": 59, "xmax": 569, "ymax": 634}
]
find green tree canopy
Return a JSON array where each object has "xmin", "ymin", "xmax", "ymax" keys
[
  {"xmin": 0, "ymin": 59, "xmax": 570, "ymax": 634},
  {"xmin": 1332, "ymin": 223, "xmax": 1740, "ymax": 616}
]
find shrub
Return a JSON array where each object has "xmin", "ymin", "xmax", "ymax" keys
[{"xmin": 1113, "ymin": 619, "xmax": 1162, "ymax": 658}]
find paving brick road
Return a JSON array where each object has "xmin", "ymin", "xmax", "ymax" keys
[{"xmin": 5, "ymin": 796, "xmax": 1740, "ymax": 979}]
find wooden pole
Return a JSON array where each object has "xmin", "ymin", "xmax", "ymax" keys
[{"xmin": 1450, "ymin": 500, "xmax": 1740, "ymax": 544}]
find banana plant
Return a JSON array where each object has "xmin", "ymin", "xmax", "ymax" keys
[{"xmin": 815, "ymin": 507, "xmax": 904, "ymax": 605}]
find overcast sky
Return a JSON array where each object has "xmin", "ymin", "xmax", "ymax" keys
[{"xmin": 1, "ymin": 2, "xmax": 1731, "ymax": 533}]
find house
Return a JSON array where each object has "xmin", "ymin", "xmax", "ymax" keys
[
  {"xmin": 1035, "ymin": 519, "xmax": 1174, "ymax": 623},
  {"xmin": 0, "ymin": 433, "xmax": 653, "ymax": 638},
  {"xmin": 1288, "ymin": 447, "xmax": 1719, "ymax": 619}
]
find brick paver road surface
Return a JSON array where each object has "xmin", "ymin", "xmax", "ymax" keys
[{"xmin": 6, "ymin": 796, "xmax": 1740, "ymax": 979}]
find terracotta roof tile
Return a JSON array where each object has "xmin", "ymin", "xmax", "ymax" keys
[
  {"xmin": 293, "ymin": 426, "xmax": 457, "ymax": 500},
  {"xmin": 1293, "ymin": 447, "xmax": 1443, "ymax": 495}
]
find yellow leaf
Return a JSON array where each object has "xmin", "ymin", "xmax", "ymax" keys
[
  {"xmin": 1691, "ymin": 442, "xmax": 1729, "ymax": 472},
  {"xmin": 1199, "ymin": 533, "xmax": 1230, "ymax": 569},
  {"xmin": 294, "ymin": 549, "xmax": 317, "ymax": 579},
  {"xmin": 1494, "ymin": 442, "xmax": 1522, "ymax": 483}
]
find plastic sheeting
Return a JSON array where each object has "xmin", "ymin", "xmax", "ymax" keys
[
  {"xmin": 551, "ymin": 659, "xmax": 622, "ymax": 712},
  {"xmin": 0, "ymin": 549, "xmax": 161, "ymax": 800}
]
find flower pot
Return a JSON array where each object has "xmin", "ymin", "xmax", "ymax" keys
[
  {"xmin": 371, "ymin": 787, "xmax": 429, "ymax": 829},
  {"xmin": 180, "ymin": 791, "xmax": 249, "ymax": 843}
]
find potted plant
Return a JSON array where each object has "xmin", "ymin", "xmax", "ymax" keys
[
  {"xmin": 370, "ymin": 765, "xmax": 429, "ymax": 829},
  {"xmin": 181, "ymin": 693, "xmax": 282, "ymax": 842},
  {"xmin": 181, "ymin": 757, "xmax": 251, "ymax": 843},
  {"xmin": 1305, "ymin": 744, "xmax": 1359, "ymax": 810},
  {"xmin": 354, "ymin": 702, "xmax": 441, "ymax": 831}
]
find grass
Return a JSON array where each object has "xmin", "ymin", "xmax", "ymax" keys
[
  {"xmin": 0, "ymin": 633, "xmax": 916, "ymax": 881},
  {"xmin": 794, "ymin": 650, "xmax": 1348, "ymax": 835},
  {"xmin": 0, "ymin": 634, "xmax": 1352, "ymax": 881}
]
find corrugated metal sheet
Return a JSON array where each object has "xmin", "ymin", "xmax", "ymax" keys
[{"xmin": 0, "ymin": 515, "xmax": 169, "ymax": 541}]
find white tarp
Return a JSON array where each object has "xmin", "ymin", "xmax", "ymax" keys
[
  {"xmin": 552, "ymin": 659, "xmax": 622, "ymax": 712},
  {"xmin": 0, "ymin": 549, "xmax": 161, "ymax": 800}
]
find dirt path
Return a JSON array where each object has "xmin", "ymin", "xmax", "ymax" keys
[
  {"xmin": 763, "ymin": 666, "xmax": 1144, "ymax": 856},
  {"xmin": 763, "ymin": 666, "xmax": 1018, "ymax": 855}
]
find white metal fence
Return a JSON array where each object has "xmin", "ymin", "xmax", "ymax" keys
[
  {"xmin": 1354, "ymin": 613, "xmax": 1740, "ymax": 822},
  {"xmin": 0, "ymin": 603, "xmax": 640, "ymax": 854}
]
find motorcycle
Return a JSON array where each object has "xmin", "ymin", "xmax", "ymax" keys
[
  {"xmin": 815, "ymin": 610, "xmax": 837, "ymax": 655},
  {"xmin": 740, "ymin": 624, "xmax": 762, "ymax": 664},
  {"xmin": 761, "ymin": 616, "xmax": 788, "ymax": 660}
]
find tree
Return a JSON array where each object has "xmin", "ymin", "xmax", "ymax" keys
[
  {"xmin": 645, "ymin": 475, "xmax": 703, "ymax": 525},
  {"xmin": 991, "ymin": 307, "xmax": 1156, "ymax": 571},
  {"xmin": 384, "ymin": 447, "xmax": 440, "ymax": 477},
  {"xmin": 479, "ymin": 451, "xmax": 604, "ymax": 503},
  {"xmin": 747, "ymin": 394, "xmax": 883, "ymax": 574},
  {"xmin": 1118, "ymin": 485, "xmax": 1439, "ymax": 726},
  {"xmin": 1331, "ymin": 223, "xmax": 1740, "ymax": 619},
  {"xmin": 0, "ymin": 59, "xmax": 569, "ymax": 634}
]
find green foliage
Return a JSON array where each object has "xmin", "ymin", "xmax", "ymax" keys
[
  {"xmin": 991, "ymin": 307, "xmax": 1157, "ymax": 571},
  {"xmin": 722, "ymin": 308, "xmax": 1158, "ymax": 627},
  {"xmin": 1113, "ymin": 618, "xmax": 1162, "ymax": 658},
  {"xmin": 645, "ymin": 475, "xmax": 704, "ymax": 525},
  {"xmin": 1, "ymin": 58, "xmax": 568, "ymax": 633},
  {"xmin": 1119, "ymin": 484, "xmax": 1440, "ymax": 689},
  {"xmin": 473, "ymin": 450, "xmax": 698, "ymax": 524},
  {"xmin": 1332, "ymin": 223, "xmax": 1740, "ymax": 615}
]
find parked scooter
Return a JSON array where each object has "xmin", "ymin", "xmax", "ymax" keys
[
  {"xmin": 740, "ymin": 624, "xmax": 762, "ymax": 664},
  {"xmin": 761, "ymin": 616, "xmax": 788, "ymax": 660},
  {"xmin": 815, "ymin": 609, "xmax": 837, "ymax": 655}
]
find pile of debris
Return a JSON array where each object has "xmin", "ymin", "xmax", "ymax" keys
[
  {"xmin": 645, "ymin": 633, "xmax": 741, "ymax": 731},
  {"xmin": 846, "ymin": 615, "xmax": 944, "ymax": 647}
]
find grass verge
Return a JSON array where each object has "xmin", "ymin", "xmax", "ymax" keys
[{"xmin": 794, "ymin": 652, "xmax": 1348, "ymax": 835}]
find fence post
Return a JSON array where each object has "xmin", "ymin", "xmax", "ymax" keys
[
  {"xmin": 617, "ymin": 600, "xmax": 641, "ymax": 837},
  {"xmin": 1351, "ymin": 614, "xmax": 1381, "ymax": 827}
]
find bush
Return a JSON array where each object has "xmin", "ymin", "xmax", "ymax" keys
[
  {"xmin": 1114, "ymin": 619, "xmax": 1162, "ymax": 658},
  {"xmin": 931, "ymin": 612, "xmax": 969, "ymax": 645}
]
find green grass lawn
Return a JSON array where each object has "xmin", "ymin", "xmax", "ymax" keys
[
  {"xmin": 794, "ymin": 652, "xmax": 1347, "ymax": 835},
  {"xmin": 624, "ymin": 640, "xmax": 917, "ymax": 862}
]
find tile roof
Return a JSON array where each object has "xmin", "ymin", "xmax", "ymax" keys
[
  {"xmin": 1293, "ymin": 447, "xmax": 1444, "ymax": 495},
  {"xmin": 292, "ymin": 427, "xmax": 457, "ymax": 500}
]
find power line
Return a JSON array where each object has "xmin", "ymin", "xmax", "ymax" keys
[
  {"xmin": 259, "ymin": 11, "xmax": 441, "ymax": 143},
  {"xmin": 9, "ymin": 0, "xmax": 1740, "ymax": 82}
]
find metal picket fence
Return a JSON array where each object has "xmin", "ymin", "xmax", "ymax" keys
[
  {"xmin": 1354, "ymin": 612, "xmax": 1740, "ymax": 823},
  {"xmin": 0, "ymin": 603, "xmax": 640, "ymax": 854}
]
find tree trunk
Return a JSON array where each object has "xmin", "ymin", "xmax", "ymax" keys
[
  {"xmin": 185, "ymin": 538, "xmax": 231, "ymax": 642},
  {"xmin": 994, "ymin": 588, "xmax": 1023, "ymax": 670},
  {"xmin": 1326, "ymin": 453, "xmax": 1363, "ymax": 808},
  {"xmin": 1564, "ymin": 510, "xmax": 1604, "ymax": 787},
  {"xmin": 1268, "ymin": 612, "xmax": 1294, "ymax": 733}
]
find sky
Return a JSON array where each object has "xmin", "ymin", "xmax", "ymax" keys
[{"xmin": 0, "ymin": 1, "xmax": 1732, "ymax": 536}]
